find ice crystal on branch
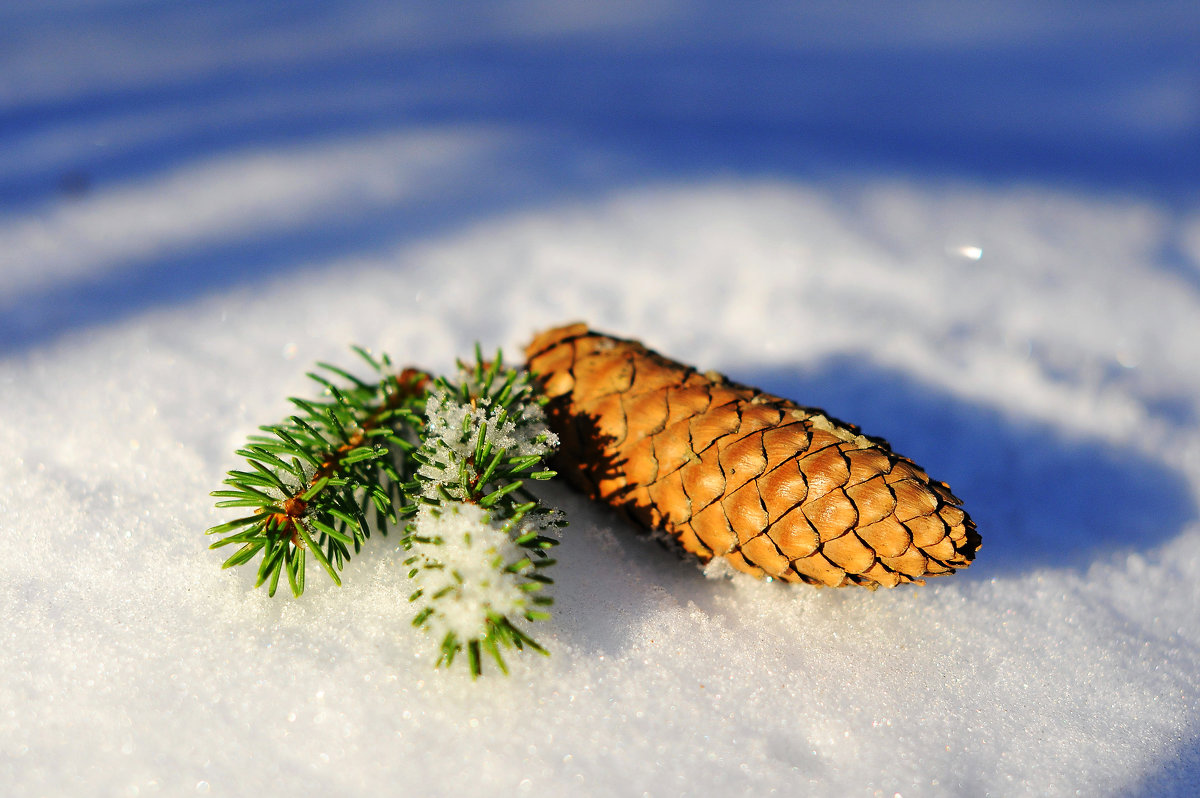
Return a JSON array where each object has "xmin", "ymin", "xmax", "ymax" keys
[
  {"xmin": 407, "ymin": 350, "xmax": 561, "ymax": 676},
  {"xmin": 408, "ymin": 503, "xmax": 541, "ymax": 638},
  {"xmin": 417, "ymin": 362, "xmax": 558, "ymax": 503}
]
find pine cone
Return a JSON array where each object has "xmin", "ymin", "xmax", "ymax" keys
[{"xmin": 525, "ymin": 323, "xmax": 980, "ymax": 588}]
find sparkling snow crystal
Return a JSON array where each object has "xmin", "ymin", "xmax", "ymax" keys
[
  {"xmin": 417, "ymin": 382, "xmax": 557, "ymax": 501},
  {"xmin": 408, "ymin": 502, "xmax": 531, "ymax": 642}
]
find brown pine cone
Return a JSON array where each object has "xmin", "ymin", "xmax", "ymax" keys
[{"xmin": 525, "ymin": 323, "xmax": 980, "ymax": 588}]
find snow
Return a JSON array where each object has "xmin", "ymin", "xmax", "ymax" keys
[
  {"xmin": 408, "ymin": 502, "xmax": 534, "ymax": 645},
  {"xmin": 2, "ymin": 3, "xmax": 1199, "ymax": 796}
]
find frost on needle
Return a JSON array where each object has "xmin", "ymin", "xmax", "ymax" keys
[{"xmin": 406, "ymin": 351, "xmax": 562, "ymax": 676}]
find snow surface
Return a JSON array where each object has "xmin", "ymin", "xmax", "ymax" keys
[{"xmin": 3, "ymin": 3, "xmax": 1199, "ymax": 797}]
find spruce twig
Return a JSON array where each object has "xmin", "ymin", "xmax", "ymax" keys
[
  {"xmin": 404, "ymin": 348, "xmax": 563, "ymax": 677},
  {"xmin": 207, "ymin": 344, "xmax": 564, "ymax": 677},
  {"xmin": 207, "ymin": 354, "xmax": 430, "ymax": 596}
]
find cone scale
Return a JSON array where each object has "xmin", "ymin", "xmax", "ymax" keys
[{"xmin": 525, "ymin": 323, "xmax": 980, "ymax": 588}]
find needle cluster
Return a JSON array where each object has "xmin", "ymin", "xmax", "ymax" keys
[
  {"xmin": 206, "ymin": 346, "xmax": 562, "ymax": 676},
  {"xmin": 406, "ymin": 350, "xmax": 562, "ymax": 675}
]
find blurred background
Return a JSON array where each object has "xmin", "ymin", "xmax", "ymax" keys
[{"xmin": 3, "ymin": 0, "xmax": 1199, "ymax": 352}]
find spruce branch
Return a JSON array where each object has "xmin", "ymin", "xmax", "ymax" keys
[
  {"xmin": 206, "ymin": 350, "xmax": 430, "ymax": 596},
  {"xmin": 207, "ymin": 343, "xmax": 565, "ymax": 677},
  {"xmin": 405, "ymin": 348, "xmax": 563, "ymax": 676}
]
